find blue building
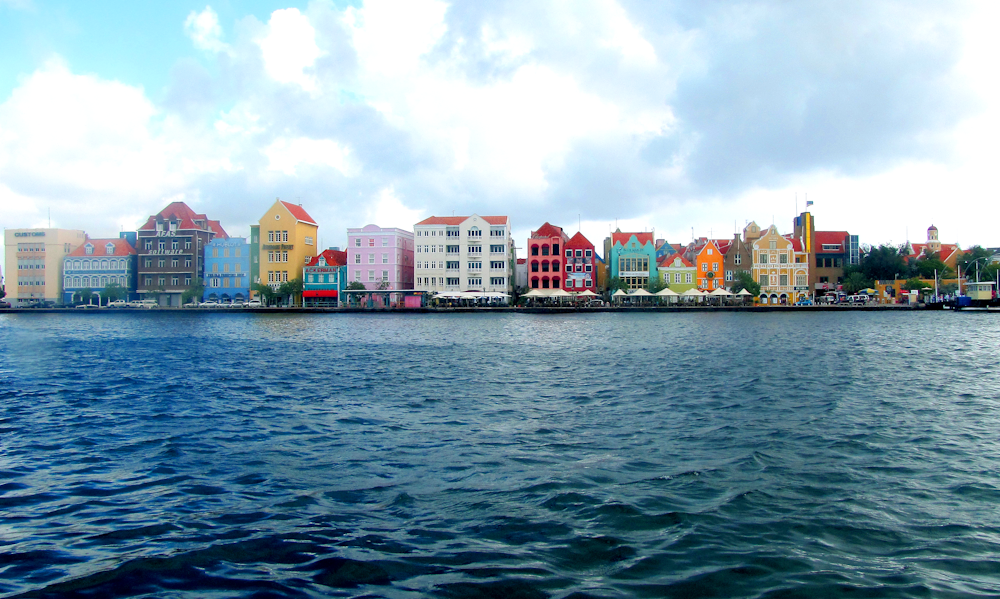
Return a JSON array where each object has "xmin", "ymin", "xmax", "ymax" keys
[
  {"xmin": 62, "ymin": 233, "xmax": 137, "ymax": 304},
  {"xmin": 204, "ymin": 237, "xmax": 250, "ymax": 303},
  {"xmin": 303, "ymin": 248, "xmax": 348, "ymax": 307},
  {"xmin": 607, "ymin": 230, "xmax": 658, "ymax": 290}
]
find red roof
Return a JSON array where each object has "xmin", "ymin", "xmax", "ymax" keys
[
  {"xmin": 565, "ymin": 231, "xmax": 594, "ymax": 250},
  {"xmin": 717, "ymin": 240, "xmax": 733, "ymax": 254},
  {"xmin": 207, "ymin": 220, "xmax": 229, "ymax": 239},
  {"xmin": 908, "ymin": 243, "xmax": 961, "ymax": 263},
  {"xmin": 416, "ymin": 215, "xmax": 509, "ymax": 226},
  {"xmin": 306, "ymin": 249, "xmax": 347, "ymax": 267},
  {"xmin": 67, "ymin": 238, "xmax": 136, "ymax": 257},
  {"xmin": 790, "ymin": 239, "xmax": 804, "ymax": 252},
  {"xmin": 815, "ymin": 231, "xmax": 848, "ymax": 253},
  {"xmin": 280, "ymin": 201, "xmax": 317, "ymax": 225},
  {"xmin": 612, "ymin": 231, "xmax": 655, "ymax": 247},
  {"xmin": 658, "ymin": 253, "xmax": 693, "ymax": 268},
  {"xmin": 530, "ymin": 222, "xmax": 565, "ymax": 239},
  {"xmin": 138, "ymin": 201, "xmax": 218, "ymax": 233}
]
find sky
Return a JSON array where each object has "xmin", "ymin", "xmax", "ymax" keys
[{"xmin": 2, "ymin": 0, "xmax": 998, "ymax": 273}]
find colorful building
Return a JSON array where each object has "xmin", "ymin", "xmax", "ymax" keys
[
  {"xmin": 527, "ymin": 222, "xmax": 570, "ymax": 289},
  {"xmin": 563, "ymin": 231, "xmax": 598, "ymax": 293},
  {"xmin": 204, "ymin": 237, "xmax": 250, "ymax": 303},
  {"xmin": 249, "ymin": 224, "xmax": 260, "ymax": 298},
  {"xmin": 303, "ymin": 248, "xmax": 348, "ymax": 307},
  {"xmin": 256, "ymin": 200, "xmax": 319, "ymax": 290},
  {"xmin": 346, "ymin": 224, "xmax": 415, "ymax": 290},
  {"xmin": 608, "ymin": 230, "xmax": 657, "ymax": 290},
  {"xmin": 694, "ymin": 239, "xmax": 726, "ymax": 290},
  {"xmin": 4, "ymin": 228, "xmax": 88, "ymax": 306},
  {"xmin": 752, "ymin": 225, "xmax": 810, "ymax": 304},
  {"xmin": 658, "ymin": 253, "xmax": 696, "ymax": 293},
  {"xmin": 136, "ymin": 201, "xmax": 227, "ymax": 306},
  {"xmin": 414, "ymin": 214, "xmax": 512, "ymax": 294},
  {"xmin": 62, "ymin": 234, "xmax": 137, "ymax": 304},
  {"xmin": 905, "ymin": 225, "xmax": 962, "ymax": 270},
  {"xmin": 723, "ymin": 233, "xmax": 752, "ymax": 288}
]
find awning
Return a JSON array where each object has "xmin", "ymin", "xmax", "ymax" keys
[{"xmin": 303, "ymin": 289, "xmax": 338, "ymax": 298}]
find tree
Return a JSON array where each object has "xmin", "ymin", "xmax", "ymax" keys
[
  {"xmin": 911, "ymin": 252, "xmax": 952, "ymax": 280},
  {"xmin": 646, "ymin": 276, "xmax": 666, "ymax": 293},
  {"xmin": 376, "ymin": 277, "xmax": 390, "ymax": 291},
  {"xmin": 729, "ymin": 270, "xmax": 760, "ymax": 296},
  {"xmin": 181, "ymin": 278, "xmax": 205, "ymax": 305},
  {"xmin": 608, "ymin": 277, "xmax": 628, "ymax": 293},
  {"xmin": 346, "ymin": 281, "xmax": 367, "ymax": 290},
  {"xmin": 853, "ymin": 244, "xmax": 908, "ymax": 281},
  {"xmin": 958, "ymin": 246, "xmax": 994, "ymax": 281},
  {"xmin": 146, "ymin": 285, "xmax": 166, "ymax": 302},
  {"xmin": 252, "ymin": 283, "xmax": 276, "ymax": 306},
  {"xmin": 843, "ymin": 272, "xmax": 871, "ymax": 294},
  {"xmin": 276, "ymin": 277, "xmax": 304, "ymax": 306},
  {"xmin": 903, "ymin": 278, "xmax": 932, "ymax": 291},
  {"xmin": 102, "ymin": 282, "xmax": 128, "ymax": 304},
  {"xmin": 73, "ymin": 287, "xmax": 95, "ymax": 305}
]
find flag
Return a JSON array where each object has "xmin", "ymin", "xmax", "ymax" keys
[{"xmin": 805, "ymin": 200, "xmax": 814, "ymax": 207}]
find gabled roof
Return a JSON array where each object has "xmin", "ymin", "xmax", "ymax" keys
[
  {"xmin": 530, "ymin": 222, "xmax": 565, "ymax": 239},
  {"xmin": 716, "ymin": 240, "xmax": 733, "ymax": 254},
  {"xmin": 790, "ymin": 239, "xmax": 804, "ymax": 252},
  {"xmin": 658, "ymin": 253, "xmax": 693, "ymax": 268},
  {"xmin": 280, "ymin": 201, "xmax": 317, "ymax": 225},
  {"xmin": 207, "ymin": 220, "xmax": 228, "ymax": 239},
  {"xmin": 67, "ymin": 237, "xmax": 137, "ymax": 257},
  {"xmin": 306, "ymin": 249, "xmax": 347, "ymax": 267},
  {"xmin": 416, "ymin": 215, "xmax": 509, "ymax": 226},
  {"xmin": 138, "ymin": 201, "xmax": 218, "ymax": 233},
  {"xmin": 565, "ymin": 231, "xmax": 594, "ymax": 249},
  {"xmin": 612, "ymin": 231, "xmax": 655, "ymax": 247},
  {"xmin": 908, "ymin": 243, "xmax": 962, "ymax": 263}
]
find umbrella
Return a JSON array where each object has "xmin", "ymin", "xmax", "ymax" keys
[
  {"xmin": 737, "ymin": 289, "xmax": 753, "ymax": 295},
  {"xmin": 549, "ymin": 288, "xmax": 572, "ymax": 297},
  {"xmin": 612, "ymin": 289, "xmax": 628, "ymax": 296},
  {"xmin": 656, "ymin": 288, "xmax": 679, "ymax": 296},
  {"xmin": 576, "ymin": 289, "xmax": 598, "ymax": 297},
  {"xmin": 710, "ymin": 287, "xmax": 733, "ymax": 296},
  {"xmin": 681, "ymin": 288, "xmax": 702, "ymax": 296},
  {"xmin": 630, "ymin": 289, "xmax": 653, "ymax": 296},
  {"xmin": 523, "ymin": 289, "xmax": 549, "ymax": 297}
]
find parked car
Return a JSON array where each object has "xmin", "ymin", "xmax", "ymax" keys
[
  {"xmin": 136, "ymin": 299, "xmax": 159, "ymax": 309},
  {"xmin": 75, "ymin": 303, "xmax": 100, "ymax": 309},
  {"xmin": 0, "ymin": 301, "xmax": 11, "ymax": 308},
  {"xmin": 199, "ymin": 300, "xmax": 221, "ymax": 308},
  {"xmin": 795, "ymin": 298, "xmax": 814, "ymax": 306},
  {"xmin": 107, "ymin": 300, "xmax": 127, "ymax": 308},
  {"xmin": 245, "ymin": 299, "xmax": 262, "ymax": 308},
  {"xmin": 228, "ymin": 301, "xmax": 245, "ymax": 308}
]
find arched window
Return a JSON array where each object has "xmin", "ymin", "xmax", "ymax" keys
[
  {"xmin": 553, "ymin": 277, "xmax": 560, "ymax": 288},
  {"xmin": 531, "ymin": 277, "xmax": 539, "ymax": 288},
  {"xmin": 541, "ymin": 261, "xmax": 550, "ymax": 272},
  {"xmin": 531, "ymin": 261, "xmax": 539, "ymax": 272},
  {"xmin": 531, "ymin": 245, "xmax": 539, "ymax": 256},
  {"xmin": 101, "ymin": 260, "xmax": 109, "ymax": 270},
  {"xmin": 552, "ymin": 260, "xmax": 560, "ymax": 272},
  {"xmin": 542, "ymin": 278, "xmax": 550, "ymax": 288}
]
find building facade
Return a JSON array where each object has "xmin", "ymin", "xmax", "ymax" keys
[
  {"xmin": 204, "ymin": 237, "xmax": 250, "ymax": 303},
  {"xmin": 723, "ymin": 233, "xmax": 753, "ymax": 289},
  {"xmin": 527, "ymin": 222, "xmax": 570, "ymax": 289},
  {"xmin": 905, "ymin": 225, "xmax": 962, "ymax": 271},
  {"xmin": 62, "ymin": 234, "xmax": 137, "ymax": 304},
  {"xmin": 303, "ymin": 248, "xmax": 348, "ymax": 307},
  {"xmin": 658, "ymin": 253, "xmax": 697, "ymax": 293},
  {"xmin": 257, "ymin": 200, "xmax": 319, "ymax": 290},
  {"xmin": 694, "ymin": 240, "xmax": 725, "ymax": 290},
  {"xmin": 413, "ymin": 215, "xmax": 512, "ymax": 294},
  {"xmin": 564, "ymin": 231, "xmax": 597, "ymax": 293},
  {"xmin": 3, "ymin": 228, "xmax": 87, "ymax": 306},
  {"xmin": 608, "ymin": 230, "xmax": 657, "ymax": 290},
  {"xmin": 136, "ymin": 202, "xmax": 227, "ymax": 306},
  {"xmin": 752, "ymin": 225, "xmax": 810, "ymax": 304},
  {"xmin": 346, "ymin": 224, "xmax": 415, "ymax": 290},
  {"xmin": 249, "ymin": 224, "xmax": 261, "ymax": 298}
]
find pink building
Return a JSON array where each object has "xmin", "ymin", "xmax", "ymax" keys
[
  {"xmin": 347, "ymin": 225, "xmax": 414, "ymax": 290},
  {"xmin": 528, "ymin": 222, "xmax": 570, "ymax": 289}
]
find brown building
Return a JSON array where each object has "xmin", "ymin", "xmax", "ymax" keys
[
  {"xmin": 793, "ymin": 211, "xmax": 859, "ymax": 297},
  {"xmin": 136, "ymin": 202, "xmax": 227, "ymax": 306},
  {"xmin": 722, "ymin": 233, "xmax": 753, "ymax": 287}
]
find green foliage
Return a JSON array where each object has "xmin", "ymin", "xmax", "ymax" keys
[
  {"xmin": 842, "ymin": 272, "xmax": 871, "ymax": 294},
  {"xmin": 276, "ymin": 277, "xmax": 304, "ymax": 306},
  {"xmin": 959, "ymin": 246, "xmax": 995, "ymax": 281},
  {"xmin": 608, "ymin": 277, "xmax": 628, "ymax": 293},
  {"xmin": 852, "ymin": 244, "xmax": 908, "ymax": 281},
  {"xmin": 729, "ymin": 270, "xmax": 760, "ymax": 296},
  {"xmin": 252, "ymin": 283, "xmax": 276, "ymax": 305},
  {"xmin": 376, "ymin": 277, "xmax": 390, "ymax": 291},
  {"xmin": 181, "ymin": 279, "xmax": 205, "ymax": 305},
  {"xmin": 346, "ymin": 281, "xmax": 367, "ymax": 290},
  {"xmin": 102, "ymin": 282, "xmax": 127, "ymax": 302},
  {"xmin": 73, "ymin": 287, "xmax": 95, "ymax": 305},
  {"xmin": 646, "ymin": 277, "xmax": 667, "ymax": 293},
  {"xmin": 911, "ymin": 252, "xmax": 952, "ymax": 279},
  {"xmin": 146, "ymin": 285, "xmax": 166, "ymax": 300},
  {"xmin": 903, "ymin": 278, "xmax": 932, "ymax": 291}
]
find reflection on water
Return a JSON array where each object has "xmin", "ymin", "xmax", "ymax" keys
[{"xmin": 2, "ymin": 311, "xmax": 1000, "ymax": 598}]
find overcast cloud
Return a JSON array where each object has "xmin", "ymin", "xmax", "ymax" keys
[{"xmin": 0, "ymin": 0, "xmax": 995, "ymax": 261}]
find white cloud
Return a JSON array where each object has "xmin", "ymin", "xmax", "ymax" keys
[
  {"xmin": 345, "ymin": 0, "xmax": 448, "ymax": 76},
  {"xmin": 365, "ymin": 187, "xmax": 425, "ymax": 230},
  {"xmin": 263, "ymin": 137, "xmax": 359, "ymax": 177},
  {"xmin": 184, "ymin": 6, "xmax": 229, "ymax": 53},
  {"xmin": 257, "ymin": 8, "xmax": 325, "ymax": 92}
]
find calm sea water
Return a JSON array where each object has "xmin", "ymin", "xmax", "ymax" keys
[{"xmin": 2, "ymin": 311, "xmax": 1000, "ymax": 598}]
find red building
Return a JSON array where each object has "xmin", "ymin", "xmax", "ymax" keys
[
  {"xmin": 527, "ymin": 222, "xmax": 570, "ymax": 289},
  {"xmin": 564, "ymin": 231, "xmax": 597, "ymax": 292}
]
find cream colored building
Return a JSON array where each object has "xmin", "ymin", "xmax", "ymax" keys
[
  {"xmin": 257, "ymin": 200, "xmax": 319, "ymax": 289},
  {"xmin": 3, "ymin": 228, "xmax": 87, "ymax": 306},
  {"xmin": 413, "ymin": 215, "xmax": 512, "ymax": 295},
  {"xmin": 751, "ymin": 225, "xmax": 810, "ymax": 304}
]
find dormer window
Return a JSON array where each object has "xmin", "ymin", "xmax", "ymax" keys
[
  {"xmin": 106, "ymin": 243, "xmax": 115, "ymax": 255},
  {"xmin": 84, "ymin": 244, "xmax": 93, "ymax": 255}
]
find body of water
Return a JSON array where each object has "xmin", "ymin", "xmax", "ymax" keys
[{"xmin": 1, "ymin": 311, "xmax": 1000, "ymax": 598}]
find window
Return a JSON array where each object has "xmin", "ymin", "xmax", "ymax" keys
[
  {"xmin": 769, "ymin": 240, "xmax": 777, "ymax": 249},
  {"xmin": 566, "ymin": 249, "xmax": 572, "ymax": 257},
  {"xmin": 541, "ymin": 246, "xmax": 550, "ymax": 256},
  {"xmin": 725, "ymin": 270, "xmax": 733, "ymax": 281},
  {"xmin": 368, "ymin": 254, "xmax": 375, "ymax": 264},
  {"xmin": 469, "ymin": 246, "xmax": 482, "ymax": 254},
  {"xmin": 382, "ymin": 238, "xmax": 388, "ymax": 247},
  {"xmin": 144, "ymin": 258, "xmax": 152, "ymax": 268},
  {"xmin": 468, "ymin": 228, "xmax": 482, "ymax": 238},
  {"xmin": 779, "ymin": 274, "xmax": 788, "ymax": 287},
  {"xmin": 158, "ymin": 276, "xmax": 166, "ymax": 286},
  {"xmin": 585, "ymin": 264, "xmax": 592, "ymax": 272},
  {"xmin": 674, "ymin": 273, "xmax": 681, "ymax": 283},
  {"xmin": 158, "ymin": 259, "xmax": 166, "ymax": 268},
  {"xmin": 701, "ymin": 263, "xmax": 708, "ymax": 272},
  {"xmin": 491, "ymin": 245, "xmax": 505, "ymax": 254},
  {"xmin": 171, "ymin": 259, "xmax": 179, "ymax": 268},
  {"xmin": 796, "ymin": 274, "xmax": 807, "ymax": 287},
  {"xmin": 268, "ymin": 231, "xmax": 275, "ymax": 242},
  {"xmin": 282, "ymin": 231, "xmax": 288, "ymax": 242},
  {"xmin": 531, "ymin": 246, "xmax": 539, "ymax": 256},
  {"xmin": 759, "ymin": 274, "xmax": 769, "ymax": 286},
  {"xmin": 185, "ymin": 241, "xmax": 191, "ymax": 250},
  {"xmin": 468, "ymin": 277, "xmax": 482, "ymax": 286},
  {"xmin": 447, "ymin": 277, "xmax": 460, "ymax": 286},
  {"xmin": 158, "ymin": 241, "xmax": 165, "ymax": 250},
  {"xmin": 305, "ymin": 236, "xmax": 313, "ymax": 246},
  {"xmin": 185, "ymin": 258, "xmax": 192, "ymax": 267},
  {"xmin": 566, "ymin": 264, "xmax": 573, "ymax": 272},
  {"xmin": 685, "ymin": 273, "xmax": 692, "ymax": 283},
  {"xmin": 282, "ymin": 251, "xmax": 288, "ymax": 262},
  {"xmin": 759, "ymin": 253, "xmax": 768, "ymax": 264},
  {"xmin": 355, "ymin": 254, "xmax": 361, "ymax": 264},
  {"xmin": 144, "ymin": 240, "xmax": 152, "ymax": 250},
  {"xmin": 734, "ymin": 253, "xmax": 741, "ymax": 265},
  {"xmin": 779, "ymin": 253, "xmax": 788, "ymax": 264},
  {"xmin": 382, "ymin": 253, "xmax": 388, "ymax": 264},
  {"xmin": 491, "ymin": 277, "xmax": 505, "ymax": 286},
  {"xmin": 172, "ymin": 240, "xmax": 179, "ymax": 250},
  {"xmin": 490, "ymin": 227, "xmax": 505, "ymax": 237},
  {"xmin": 468, "ymin": 261, "xmax": 482, "ymax": 270},
  {"xmin": 382, "ymin": 270, "xmax": 389, "ymax": 281},
  {"xmin": 490, "ymin": 261, "xmax": 504, "ymax": 269},
  {"xmin": 708, "ymin": 248, "xmax": 713, "ymax": 255},
  {"xmin": 105, "ymin": 243, "xmax": 114, "ymax": 255},
  {"xmin": 268, "ymin": 251, "xmax": 274, "ymax": 263}
]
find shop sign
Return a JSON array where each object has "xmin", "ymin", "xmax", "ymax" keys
[{"xmin": 14, "ymin": 232, "xmax": 45, "ymax": 237}]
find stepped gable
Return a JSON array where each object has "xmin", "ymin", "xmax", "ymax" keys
[
  {"xmin": 531, "ymin": 222, "xmax": 564, "ymax": 238},
  {"xmin": 308, "ymin": 249, "xmax": 348, "ymax": 267},
  {"xmin": 612, "ymin": 231, "xmax": 654, "ymax": 246},
  {"xmin": 280, "ymin": 201, "xmax": 316, "ymax": 225},
  {"xmin": 67, "ymin": 237, "xmax": 137, "ymax": 257}
]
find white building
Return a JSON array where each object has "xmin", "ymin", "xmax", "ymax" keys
[{"xmin": 413, "ymin": 215, "xmax": 512, "ymax": 294}]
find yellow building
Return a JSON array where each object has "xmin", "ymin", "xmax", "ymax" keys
[
  {"xmin": 751, "ymin": 225, "xmax": 810, "ymax": 304},
  {"xmin": 4, "ymin": 228, "xmax": 87, "ymax": 306},
  {"xmin": 257, "ymin": 200, "xmax": 319, "ymax": 291}
]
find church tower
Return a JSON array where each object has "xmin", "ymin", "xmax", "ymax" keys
[{"xmin": 927, "ymin": 225, "xmax": 941, "ymax": 254}]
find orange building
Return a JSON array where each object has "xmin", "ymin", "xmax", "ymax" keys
[{"xmin": 695, "ymin": 240, "xmax": 725, "ymax": 290}]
